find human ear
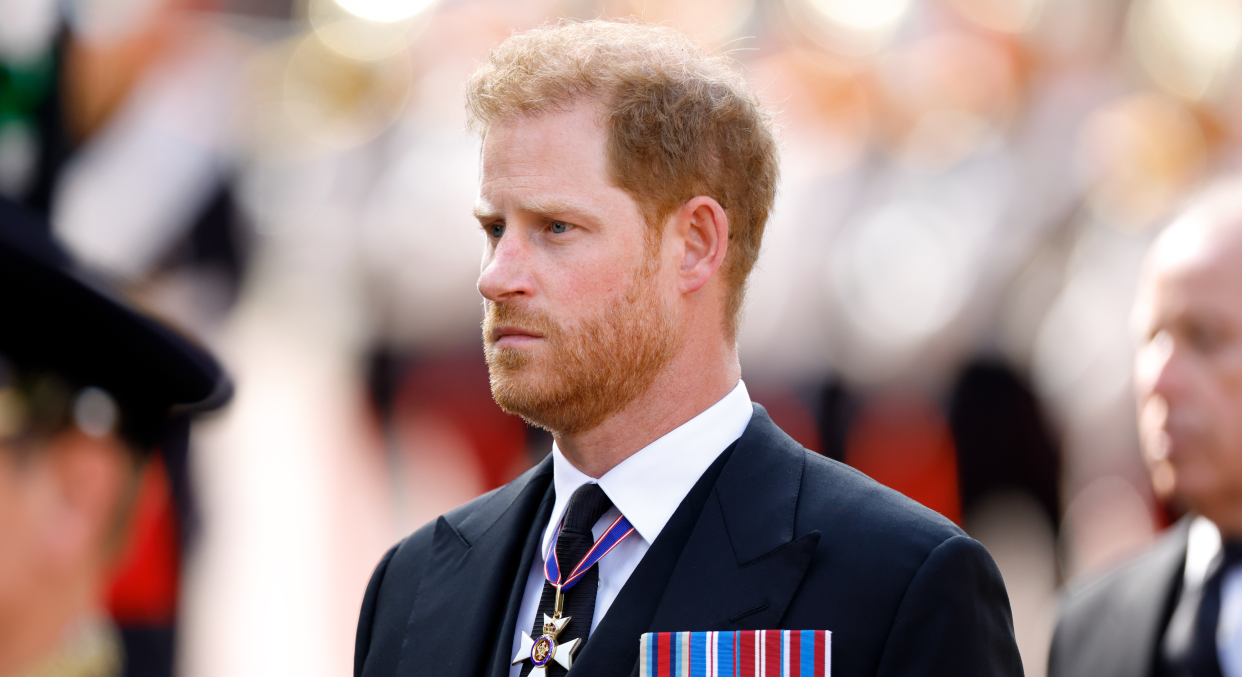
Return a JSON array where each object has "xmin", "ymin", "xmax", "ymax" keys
[{"xmin": 675, "ymin": 196, "xmax": 729, "ymax": 294}]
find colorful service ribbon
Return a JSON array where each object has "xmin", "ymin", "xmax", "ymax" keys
[{"xmin": 639, "ymin": 630, "xmax": 832, "ymax": 677}]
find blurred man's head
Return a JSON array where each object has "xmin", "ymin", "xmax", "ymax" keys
[
  {"xmin": 468, "ymin": 20, "xmax": 778, "ymax": 435},
  {"xmin": 1134, "ymin": 178, "xmax": 1242, "ymax": 535},
  {"xmin": 0, "ymin": 372, "xmax": 140, "ymax": 675}
]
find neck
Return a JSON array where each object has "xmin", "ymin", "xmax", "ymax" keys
[
  {"xmin": 0, "ymin": 569, "xmax": 99, "ymax": 676},
  {"xmin": 553, "ymin": 336, "xmax": 740, "ymax": 478}
]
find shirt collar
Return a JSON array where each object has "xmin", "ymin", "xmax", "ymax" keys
[
  {"xmin": 1187, "ymin": 515, "xmax": 1223, "ymax": 589},
  {"xmin": 541, "ymin": 380, "xmax": 753, "ymax": 557}
]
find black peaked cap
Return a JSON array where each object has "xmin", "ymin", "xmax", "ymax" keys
[{"xmin": 0, "ymin": 197, "xmax": 232, "ymax": 421}]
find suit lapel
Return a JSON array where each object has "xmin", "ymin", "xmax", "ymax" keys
[
  {"xmin": 565, "ymin": 405, "xmax": 819, "ymax": 677},
  {"xmin": 488, "ymin": 477, "xmax": 557, "ymax": 677},
  {"xmin": 395, "ymin": 457, "xmax": 554, "ymax": 676},
  {"xmin": 1130, "ymin": 522, "xmax": 1189, "ymax": 677},
  {"xmin": 648, "ymin": 405, "xmax": 820, "ymax": 631}
]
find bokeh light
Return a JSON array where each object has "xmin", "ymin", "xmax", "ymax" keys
[
  {"xmin": 1127, "ymin": 0, "xmax": 1242, "ymax": 102},
  {"xmin": 334, "ymin": 0, "xmax": 435, "ymax": 23},
  {"xmin": 810, "ymin": 0, "xmax": 911, "ymax": 30},
  {"xmin": 788, "ymin": 0, "xmax": 913, "ymax": 54},
  {"xmin": 831, "ymin": 200, "xmax": 974, "ymax": 354},
  {"xmin": 627, "ymin": 0, "xmax": 754, "ymax": 46},
  {"xmin": 748, "ymin": 49, "xmax": 871, "ymax": 176},
  {"xmin": 948, "ymin": 0, "xmax": 1045, "ymax": 33},
  {"xmin": 1075, "ymin": 92, "xmax": 1209, "ymax": 229},
  {"xmin": 873, "ymin": 32, "xmax": 1019, "ymax": 170},
  {"xmin": 0, "ymin": 0, "xmax": 58, "ymax": 60},
  {"xmin": 280, "ymin": 34, "xmax": 412, "ymax": 149},
  {"xmin": 308, "ymin": 0, "xmax": 435, "ymax": 61}
]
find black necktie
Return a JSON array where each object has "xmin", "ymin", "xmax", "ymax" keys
[
  {"xmin": 1163, "ymin": 541, "xmax": 1242, "ymax": 677},
  {"xmin": 520, "ymin": 483, "xmax": 614, "ymax": 677}
]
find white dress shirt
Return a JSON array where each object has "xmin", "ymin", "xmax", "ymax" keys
[
  {"xmin": 507, "ymin": 380, "xmax": 754, "ymax": 677},
  {"xmin": 1183, "ymin": 516, "xmax": 1242, "ymax": 677}
]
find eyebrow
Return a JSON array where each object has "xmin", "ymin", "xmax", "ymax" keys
[
  {"xmin": 472, "ymin": 197, "xmax": 594, "ymax": 221},
  {"xmin": 473, "ymin": 202, "xmax": 499, "ymax": 221}
]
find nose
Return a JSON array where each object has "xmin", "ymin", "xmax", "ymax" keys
[{"xmin": 478, "ymin": 229, "xmax": 534, "ymax": 303}]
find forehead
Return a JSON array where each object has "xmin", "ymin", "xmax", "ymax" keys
[
  {"xmin": 1143, "ymin": 218, "xmax": 1242, "ymax": 323},
  {"xmin": 477, "ymin": 104, "xmax": 615, "ymax": 207}
]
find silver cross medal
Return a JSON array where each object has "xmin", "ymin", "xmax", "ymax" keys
[{"xmin": 512, "ymin": 590, "xmax": 581, "ymax": 675}]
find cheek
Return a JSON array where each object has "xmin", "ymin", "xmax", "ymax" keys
[
  {"xmin": 551, "ymin": 255, "xmax": 643, "ymax": 310},
  {"xmin": 0, "ymin": 481, "xmax": 40, "ymax": 603},
  {"xmin": 1174, "ymin": 378, "xmax": 1242, "ymax": 496},
  {"xmin": 1218, "ymin": 358, "xmax": 1242, "ymax": 452}
]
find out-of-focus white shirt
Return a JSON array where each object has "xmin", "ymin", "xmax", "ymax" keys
[{"xmin": 507, "ymin": 380, "xmax": 754, "ymax": 677}]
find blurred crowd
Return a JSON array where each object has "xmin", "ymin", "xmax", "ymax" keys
[{"xmin": 3, "ymin": 0, "xmax": 1242, "ymax": 674}]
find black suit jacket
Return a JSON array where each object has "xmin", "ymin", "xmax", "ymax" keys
[
  {"xmin": 354, "ymin": 405, "xmax": 1023, "ymax": 677},
  {"xmin": 1048, "ymin": 520, "xmax": 1189, "ymax": 677}
]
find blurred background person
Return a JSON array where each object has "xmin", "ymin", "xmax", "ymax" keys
[
  {"xmin": 5, "ymin": 0, "xmax": 1242, "ymax": 674},
  {"xmin": 1049, "ymin": 178, "xmax": 1242, "ymax": 677},
  {"xmin": 0, "ymin": 197, "xmax": 230, "ymax": 676}
]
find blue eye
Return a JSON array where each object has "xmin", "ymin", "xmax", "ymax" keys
[
  {"xmin": 550, "ymin": 221, "xmax": 569, "ymax": 234},
  {"xmin": 490, "ymin": 223, "xmax": 505, "ymax": 238}
]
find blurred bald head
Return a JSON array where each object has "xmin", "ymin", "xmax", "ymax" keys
[{"xmin": 1134, "ymin": 177, "xmax": 1242, "ymax": 535}]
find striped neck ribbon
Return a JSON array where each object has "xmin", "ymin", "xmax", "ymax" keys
[{"xmin": 544, "ymin": 510, "xmax": 637, "ymax": 592}]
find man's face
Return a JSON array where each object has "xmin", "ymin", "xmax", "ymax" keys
[
  {"xmin": 475, "ymin": 103, "xmax": 682, "ymax": 434},
  {"xmin": 1134, "ymin": 222, "xmax": 1242, "ymax": 521},
  {"xmin": 0, "ymin": 447, "xmax": 49, "ymax": 625}
]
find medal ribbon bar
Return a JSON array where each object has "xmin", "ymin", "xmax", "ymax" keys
[{"xmin": 639, "ymin": 630, "xmax": 832, "ymax": 677}]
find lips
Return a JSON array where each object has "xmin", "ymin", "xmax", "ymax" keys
[
  {"xmin": 491, "ymin": 326, "xmax": 544, "ymax": 347},
  {"xmin": 484, "ymin": 301, "xmax": 555, "ymax": 349}
]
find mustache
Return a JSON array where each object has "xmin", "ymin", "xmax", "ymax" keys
[{"xmin": 483, "ymin": 302, "xmax": 560, "ymax": 345}]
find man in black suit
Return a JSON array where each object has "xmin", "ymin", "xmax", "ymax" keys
[
  {"xmin": 354, "ymin": 20, "xmax": 1022, "ymax": 677},
  {"xmin": 1049, "ymin": 178, "xmax": 1242, "ymax": 677}
]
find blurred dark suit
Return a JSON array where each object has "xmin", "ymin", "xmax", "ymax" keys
[{"xmin": 1049, "ymin": 521, "xmax": 1188, "ymax": 677}]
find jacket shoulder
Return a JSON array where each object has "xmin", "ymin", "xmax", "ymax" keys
[
  {"xmin": 355, "ymin": 519, "xmax": 436, "ymax": 676},
  {"xmin": 744, "ymin": 406, "xmax": 974, "ymax": 589},
  {"xmin": 1048, "ymin": 522, "xmax": 1187, "ymax": 677},
  {"xmin": 383, "ymin": 457, "xmax": 551, "ymax": 574},
  {"xmin": 751, "ymin": 412, "xmax": 1020, "ymax": 675},
  {"xmin": 797, "ymin": 446, "xmax": 965, "ymax": 553},
  {"xmin": 1058, "ymin": 521, "xmax": 1187, "ymax": 617},
  {"xmin": 355, "ymin": 459, "xmax": 552, "ymax": 676},
  {"xmin": 743, "ymin": 403, "xmax": 963, "ymax": 552}
]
